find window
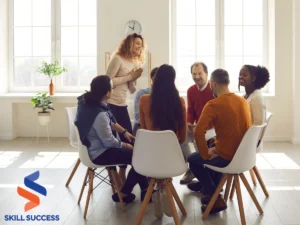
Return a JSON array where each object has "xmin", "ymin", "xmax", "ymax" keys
[
  {"xmin": 10, "ymin": 0, "xmax": 97, "ymax": 92},
  {"xmin": 172, "ymin": 0, "xmax": 271, "ymax": 93}
]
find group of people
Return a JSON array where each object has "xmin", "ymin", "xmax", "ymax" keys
[{"xmin": 75, "ymin": 33, "xmax": 270, "ymax": 217}]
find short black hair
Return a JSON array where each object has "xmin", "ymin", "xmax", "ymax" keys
[
  {"xmin": 150, "ymin": 67, "xmax": 159, "ymax": 79},
  {"xmin": 243, "ymin": 65, "xmax": 270, "ymax": 89},
  {"xmin": 211, "ymin": 69, "xmax": 230, "ymax": 85},
  {"xmin": 190, "ymin": 62, "xmax": 208, "ymax": 74}
]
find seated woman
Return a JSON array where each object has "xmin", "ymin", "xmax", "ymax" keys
[
  {"xmin": 239, "ymin": 65, "xmax": 270, "ymax": 125},
  {"xmin": 75, "ymin": 75, "xmax": 148, "ymax": 203},
  {"xmin": 139, "ymin": 64, "xmax": 186, "ymax": 218}
]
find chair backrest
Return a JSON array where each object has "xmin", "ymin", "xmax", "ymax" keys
[
  {"xmin": 132, "ymin": 129, "xmax": 188, "ymax": 179},
  {"xmin": 74, "ymin": 124, "xmax": 97, "ymax": 168},
  {"xmin": 257, "ymin": 111, "xmax": 273, "ymax": 153},
  {"xmin": 222, "ymin": 123, "xmax": 266, "ymax": 174},
  {"xmin": 65, "ymin": 107, "xmax": 78, "ymax": 148}
]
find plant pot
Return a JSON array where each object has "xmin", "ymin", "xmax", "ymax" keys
[
  {"xmin": 49, "ymin": 79, "xmax": 54, "ymax": 95},
  {"xmin": 38, "ymin": 112, "xmax": 51, "ymax": 126}
]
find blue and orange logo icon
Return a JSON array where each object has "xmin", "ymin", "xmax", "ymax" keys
[{"xmin": 17, "ymin": 171, "xmax": 47, "ymax": 212}]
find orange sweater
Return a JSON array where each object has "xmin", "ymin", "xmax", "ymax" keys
[
  {"xmin": 139, "ymin": 95, "xmax": 186, "ymax": 144},
  {"xmin": 195, "ymin": 93, "xmax": 252, "ymax": 160}
]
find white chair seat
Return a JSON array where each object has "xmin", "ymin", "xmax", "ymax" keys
[{"xmin": 133, "ymin": 129, "xmax": 188, "ymax": 178}]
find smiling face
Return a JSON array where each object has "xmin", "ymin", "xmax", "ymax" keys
[
  {"xmin": 239, "ymin": 66, "xmax": 255, "ymax": 87},
  {"xmin": 192, "ymin": 64, "xmax": 208, "ymax": 88},
  {"xmin": 131, "ymin": 37, "xmax": 142, "ymax": 56}
]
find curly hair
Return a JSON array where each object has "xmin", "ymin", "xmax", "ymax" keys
[
  {"xmin": 114, "ymin": 33, "xmax": 147, "ymax": 64},
  {"xmin": 243, "ymin": 65, "xmax": 270, "ymax": 89},
  {"xmin": 150, "ymin": 64, "xmax": 185, "ymax": 133}
]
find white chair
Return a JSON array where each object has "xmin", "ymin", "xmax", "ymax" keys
[
  {"xmin": 65, "ymin": 107, "xmax": 81, "ymax": 187},
  {"xmin": 233, "ymin": 112, "xmax": 273, "ymax": 199},
  {"xmin": 74, "ymin": 125, "xmax": 126, "ymax": 218},
  {"xmin": 202, "ymin": 124, "xmax": 266, "ymax": 225},
  {"xmin": 133, "ymin": 129, "xmax": 188, "ymax": 225}
]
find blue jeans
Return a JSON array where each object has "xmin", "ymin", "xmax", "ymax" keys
[{"xmin": 188, "ymin": 152, "xmax": 230, "ymax": 195}]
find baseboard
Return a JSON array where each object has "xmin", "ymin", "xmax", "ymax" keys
[
  {"xmin": 291, "ymin": 138, "xmax": 300, "ymax": 144},
  {"xmin": 0, "ymin": 134, "xmax": 15, "ymax": 140},
  {"xmin": 263, "ymin": 136, "xmax": 291, "ymax": 142}
]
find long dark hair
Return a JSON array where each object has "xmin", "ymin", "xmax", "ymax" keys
[
  {"xmin": 150, "ymin": 64, "xmax": 184, "ymax": 133},
  {"xmin": 84, "ymin": 75, "xmax": 111, "ymax": 105}
]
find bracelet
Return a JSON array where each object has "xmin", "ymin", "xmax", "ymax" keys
[{"xmin": 122, "ymin": 129, "xmax": 127, "ymax": 135}]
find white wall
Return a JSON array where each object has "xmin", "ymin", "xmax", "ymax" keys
[
  {"xmin": 0, "ymin": 0, "xmax": 298, "ymax": 141},
  {"xmin": 0, "ymin": 0, "xmax": 8, "ymax": 94},
  {"xmin": 292, "ymin": 0, "xmax": 300, "ymax": 144}
]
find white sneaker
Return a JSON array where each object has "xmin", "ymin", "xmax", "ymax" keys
[
  {"xmin": 180, "ymin": 169, "xmax": 195, "ymax": 184},
  {"xmin": 152, "ymin": 191, "xmax": 163, "ymax": 219},
  {"xmin": 160, "ymin": 190, "xmax": 173, "ymax": 217}
]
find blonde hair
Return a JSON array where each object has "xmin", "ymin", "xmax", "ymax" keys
[{"xmin": 114, "ymin": 33, "xmax": 146, "ymax": 64}]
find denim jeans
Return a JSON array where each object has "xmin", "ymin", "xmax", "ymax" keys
[{"xmin": 188, "ymin": 152, "xmax": 230, "ymax": 195}]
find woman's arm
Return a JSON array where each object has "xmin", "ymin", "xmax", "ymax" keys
[
  {"xmin": 128, "ymin": 80, "xmax": 137, "ymax": 94},
  {"xmin": 250, "ymin": 93, "xmax": 265, "ymax": 125},
  {"xmin": 93, "ymin": 112, "xmax": 121, "ymax": 148},
  {"xmin": 106, "ymin": 55, "xmax": 133, "ymax": 86}
]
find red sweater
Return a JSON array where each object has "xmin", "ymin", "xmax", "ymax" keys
[{"xmin": 187, "ymin": 84, "xmax": 214, "ymax": 124}]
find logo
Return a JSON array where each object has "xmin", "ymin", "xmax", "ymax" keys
[
  {"xmin": 4, "ymin": 171, "xmax": 59, "ymax": 222},
  {"xmin": 17, "ymin": 171, "xmax": 47, "ymax": 212}
]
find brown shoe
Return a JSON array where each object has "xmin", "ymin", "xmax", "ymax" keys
[{"xmin": 201, "ymin": 196, "xmax": 227, "ymax": 214}]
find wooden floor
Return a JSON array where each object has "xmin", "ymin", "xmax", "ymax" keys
[{"xmin": 0, "ymin": 138, "xmax": 300, "ymax": 225}]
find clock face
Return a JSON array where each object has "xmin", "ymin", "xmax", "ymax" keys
[{"xmin": 125, "ymin": 20, "xmax": 142, "ymax": 35}]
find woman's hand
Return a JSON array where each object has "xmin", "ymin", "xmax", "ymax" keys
[
  {"xmin": 122, "ymin": 142, "xmax": 134, "ymax": 150},
  {"xmin": 130, "ymin": 68, "xmax": 143, "ymax": 81},
  {"xmin": 124, "ymin": 132, "xmax": 135, "ymax": 143}
]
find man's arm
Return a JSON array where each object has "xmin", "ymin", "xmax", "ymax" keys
[
  {"xmin": 194, "ymin": 102, "xmax": 215, "ymax": 160},
  {"xmin": 134, "ymin": 89, "xmax": 144, "ymax": 124},
  {"xmin": 187, "ymin": 88, "xmax": 196, "ymax": 125}
]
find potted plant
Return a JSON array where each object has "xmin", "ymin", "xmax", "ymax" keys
[
  {"xmin": 37, "ymin": 60, "xmax": 67, "ymax": 95},
  {"xmin": 31, "ymin": 93, "xmax": 54, "ymax": 126}
]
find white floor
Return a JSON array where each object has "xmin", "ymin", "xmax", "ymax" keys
[{"xmin": 0, "ymin": 138, "xmax": 300, "ymax": 225}]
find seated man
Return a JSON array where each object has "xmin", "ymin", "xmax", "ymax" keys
[
  {"xmin": 188, "ymin": 69, "xmax": 252, "ymax": 214},
  {"xmin": 180, "ymin": 62, "xmax": 214, "ymax": 184},
  {"xmin": 132, "ymin": 67, "xmax": 158, "ymax": 135}
]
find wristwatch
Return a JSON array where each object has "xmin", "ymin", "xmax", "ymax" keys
[{"xmin": 121, "ymin": 129, "xmax": 127, "ymax": 135}]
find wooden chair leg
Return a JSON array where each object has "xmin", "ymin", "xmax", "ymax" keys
[
  {"xmin": 202, "ymin": 174, "xmax": 228, "ymax": 220},
  {"xmin": 107, "ymin": 169, "xmax": 116, "ymax": 194},
  {"xmin": 78, "ymin": 168, "xmax": 89, "ymax": 204},
  {"xmin": 164, "ymin": 180, "xmax": 181, "ymax": 225},
  {"xmin": 65, "ymin": 158, "xmax": 81, "ymax": 187},
  {"xmin": 110, "ymin": 169, "xmax": 126, "ymax": 212},
  {"xmin": 234, "ymin": 175, "xmax": 246, "ymax": 225},
  {"xmin": 229, "ymin": 180, "xmax": 236, "ymax": 200},
  {"xmin": 169, "ymin": 180, "xmax": 187, "ymax": 216},
  {"xmin": 135, "ymin": 178, "xmax": 156, "ymax": 225},
  {"xmin": 84, "ymin": 169, "xmax": 94, "ymax": 219},
  {"xmin": 224, "ymin": 175, "xmax": 233, "ymax": 202},
  {"xmin": 239, "ymin": 173, "xmax": 263, "ymax": 214},
  {"xmin": 253, "ymin": 165, "xmax": 269, "ymax": 197},
  {"xmin": 250, "ymin": 168, "xmax": 257, "ymax": 186}
]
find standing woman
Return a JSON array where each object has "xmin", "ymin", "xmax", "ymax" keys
[
  {"xmin": 106, "ymin": 33, "xmax": 146, "ymax": 182},
  {"xmin": 238, "ymin": 65, "xmax": 270, "ymax": 125}
]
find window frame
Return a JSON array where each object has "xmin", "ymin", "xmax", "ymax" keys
[
  {"xmin": 8, "ymin": 0, "xmax": 98, "ymax": 93},
  {"xmin": 171, "ymin": 0, "xmax": 274, "ymax": 95}
]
